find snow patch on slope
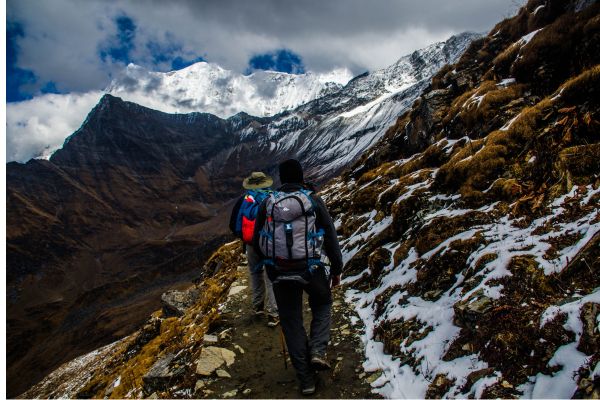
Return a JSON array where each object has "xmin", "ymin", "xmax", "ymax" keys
[{"xmin": 331, "ymin": 141, "xmax": 600, "ymax": 398}]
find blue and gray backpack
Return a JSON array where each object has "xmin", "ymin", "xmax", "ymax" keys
[{"xmin": 258, "ymin": 190, "xmax": 325, "ymax": 270}]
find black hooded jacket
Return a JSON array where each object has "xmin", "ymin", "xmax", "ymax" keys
[{"xmin": 251, "ymin": 183, "xmax": 344, "ymax": 276}]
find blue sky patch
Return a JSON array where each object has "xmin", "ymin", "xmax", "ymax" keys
[
  {"xmin": 247, "ymin": 49, "xmax": 305, "ymax": 74},
  {"xmin": 99, "ymin": 15, "xmax": 136, "ymax": 64},
  {"xmin": 7, "ymin": 22, "xmax": 36, "ymax": 102},
  {"xmin": 171, "ymin": 56, "xmax": 205, "ymax": 70}
]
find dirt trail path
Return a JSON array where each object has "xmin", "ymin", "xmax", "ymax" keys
[{"xmin": 198, "ymin": 260, "xmax": 376, "ymax": 398}]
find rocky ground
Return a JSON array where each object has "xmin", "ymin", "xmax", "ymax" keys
[{"xmin": 191, "ymin": 258, "xmax": 376, "ymax": 399}]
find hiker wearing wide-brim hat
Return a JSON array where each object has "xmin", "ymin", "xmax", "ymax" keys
[
  {"xmin": 243, "ymin": 171, "xmax": 274, "ymax": 190},
  {"xmin": 229, "ymin": 171, "xmax": 279, "ymax": 328}
]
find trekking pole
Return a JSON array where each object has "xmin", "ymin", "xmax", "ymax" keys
[{"xmin": 279, "ymin": 327, "xmax": 288, "ymax": 369}]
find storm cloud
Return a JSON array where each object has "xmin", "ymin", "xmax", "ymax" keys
[{"xmin": 7, "ymin": 0, "xmax": 523, "ymax": 96}]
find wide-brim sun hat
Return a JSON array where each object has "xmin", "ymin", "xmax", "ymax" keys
[{"xmin": 242, "ymin": 171, "xmax": 274, "ymax": 189}]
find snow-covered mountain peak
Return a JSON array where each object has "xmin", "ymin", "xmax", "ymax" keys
[{"xmin": 106, "ymin": 61, "xmax": 353, "ymax": 118}]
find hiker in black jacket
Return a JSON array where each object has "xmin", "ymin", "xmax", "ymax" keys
[{"xmin": 252, "ymin": 159, "xmax": 343, "ymax": 395}]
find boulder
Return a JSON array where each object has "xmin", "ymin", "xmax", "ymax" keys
[
  {"xmin": 454, "ymin": 292, "xmax": 494, "ymax": 329},
  {"xmin": 161, "ymin": 288, "xmax": 200, "ymax": 317},
  {"xmin": 577, "ymin": 302, "xmax": 599, "ymax": 355},
  {"xmin": 142, "ymin": 353, "xmax": 185, "ymax": 393},
  {"xmin": 195, "ymin": 347, "xmax": 237, "ymax": 376}
]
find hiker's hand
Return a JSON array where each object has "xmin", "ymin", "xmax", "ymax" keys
[{"xmin": 331, "ymin": 274, "xmax": 341, "ymax": 288}]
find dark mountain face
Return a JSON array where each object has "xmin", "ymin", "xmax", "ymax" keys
[{"xmin": 6, "ymin": 96, "xmax": 250, "ymax": 396}]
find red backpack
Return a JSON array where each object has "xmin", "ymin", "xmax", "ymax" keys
[{"xmin": 235, "ymin": 189, "xmax": 271, "ymax": 243}]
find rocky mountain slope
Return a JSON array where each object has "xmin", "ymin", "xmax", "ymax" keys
[
  {"xmin": 6, "ymin": 33, "xmax": 477, "ymax": 397},
  {"xmin": 320, "ymin": 0, "xmax": 600, "ymax": 397}
]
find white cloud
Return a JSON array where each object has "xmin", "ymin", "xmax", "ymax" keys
[
  {"xmin": 8, "ymin": 0, "xmax": 524, "ymax": 93},
  {"xmin": 6, "ymin": 92, "xmax": 103, "ymax": 163}
]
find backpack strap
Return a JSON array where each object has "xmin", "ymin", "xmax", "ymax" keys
[{"xmin": 298, "ymin": 189, "xmax": 317, "ymax": 212}]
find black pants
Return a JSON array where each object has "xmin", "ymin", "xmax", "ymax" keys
[{"xmin": 272, "ymin": 266, "xmax": 332, "ymax": 386}]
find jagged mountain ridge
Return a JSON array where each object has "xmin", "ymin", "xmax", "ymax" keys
[
  {"xmin": 321, "ymin": 0, "xmax": 599, "ymax": 397},
  {"xmin": 6, "ymin": 32, "xmax": 477, "ymax": 397},
  {"xmin": 231, "ymin": 32, "xmax": 480, "ymax": 177}
]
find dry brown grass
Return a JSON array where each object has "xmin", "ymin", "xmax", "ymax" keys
[
  {"xmin": 558, "ymin": 143, "xmax": 600, "ymax": 188},
  {"xmin": 440, "ymin": 78, "xmax": 526, "ymax": 137},
  {"xmin": 512, "ymin": 4, "xmax": 600, "ymax": 94},
  {"xmin": 356, "ymin": 161, "xmax": 397, "ymax": 185},
  {"xmin": 441, "ymin": 81, "xmax": 497, "ymax": 127},
  {"xmin": 435, "ymin": 95, "xmax": 552, "ymax": 193},
  {"xmin": 559, "ymin": 64, "xmax": 600, "ymax": 104},
  {"xmin": 492, "ymin": 44, "xmax": 521, "ymax": 76}
]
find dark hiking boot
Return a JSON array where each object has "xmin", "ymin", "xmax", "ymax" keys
[
  {"xmin": 301, "ymin": 379, "xmax": 316, "ymax": 396},
  {"xmin": 310, "ymin": 353, "xmax": 331, "ymax": 370},
  {"xmin": 267, "ymin": 315, "xmax": 280, "ymax": 327},
  {"xmin": 253, "ymin": 306, "xmax": 265, "ymax": 317}
]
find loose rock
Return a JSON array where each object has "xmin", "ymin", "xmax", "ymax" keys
[
  {"xmin": 196, "ymin": 347, "xmax": 226, "ymax": 376},
  {"xmin": 216, "ymin": 369, "xmax": 231, "ymax": 378},
  {"xmin": 228, "ymin": 286, "xmax": 247, "ymax": 297},
  {"xmin": 161, "ymin": 289, "xmax": 200, "ymax": 317},
  {"xmin": 366, "ymin": 371, "xmax": 383, "ymax": 384},
  {"xmin": 143, "ymin": 353, "xmax": 184, "ymax": 393},
  {"xmin": 194, "ymin": 380, "xmax": 206, "ymax": 392},
  {"xmin": 203, "ymin": 334, "xmax": 219, "ymax": 345},
  {"xmin": 234, "ymin": 344, "xmax": 245, "ymax": 354}
]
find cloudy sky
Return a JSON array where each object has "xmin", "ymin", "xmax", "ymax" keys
[{"xmin": 6, "ymin": 0, "xmax": 524, "ymax": 161}]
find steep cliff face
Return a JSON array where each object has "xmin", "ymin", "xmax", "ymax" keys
[{"xmin": 322, "ymin": 0, "xmax": 599, "ymax": 397}]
